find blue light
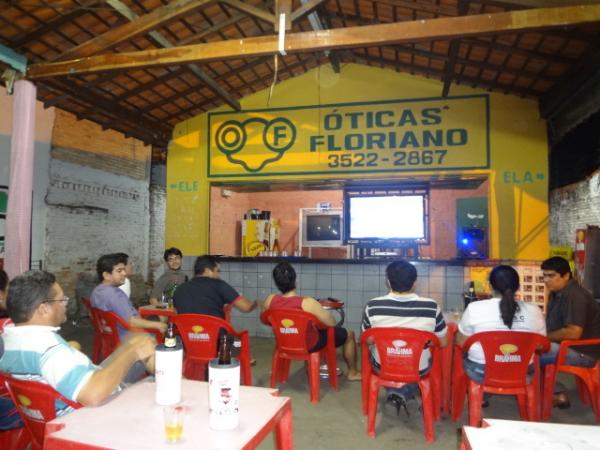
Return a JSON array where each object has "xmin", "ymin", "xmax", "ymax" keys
[{"xmin": 461, "ymin": 238, "xmax": 469, "ymax": 245}]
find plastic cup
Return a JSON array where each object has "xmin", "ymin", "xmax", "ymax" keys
[
  {"xmin": 163, "ymin": 405, "xmax": 184, "ymax": 443},
  {"xmin": 450, "ymin": 308, "xmax": 462, "ymax": 322}
]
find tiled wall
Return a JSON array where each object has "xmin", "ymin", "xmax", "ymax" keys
[{"xmin": 181, "ymin": 257, "xmax": 469, "ymax": 337}]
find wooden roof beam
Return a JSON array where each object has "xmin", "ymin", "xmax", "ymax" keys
[
  {"xmin": 442, "ymin": 0, "xmax": 470, "ymax": 97},
  {"xmin": 106, "ymin": 0, "xmax": 240, "ymax": 110},
  {"xmin": 290, "ymin": 0, "xmax": 326, "ymax": 22},
  {"xmin": 56, "ymin": 0, "xmax": 214, "ymax": 61},
  {"xmin": 487, "ymin": 0, "xmax": 600, "ymax": 8},
  {"xmin": 220, "ymin": 0, "xmax": 274, "ymax": 25},
  {"xmin": 27, "ymin": 4, "xmax": 600, "ymax": 79}
]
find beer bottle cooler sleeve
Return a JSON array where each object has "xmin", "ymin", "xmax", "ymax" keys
[
  {"xmin": 155, "ymin": 343, "xmax": 183, "ymax": 405},
  {"xmin": 208, "ymin": 358, "xmax": 240, "ymax": 430}
]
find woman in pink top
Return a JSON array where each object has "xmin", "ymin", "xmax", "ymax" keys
[{"xmin": 263, "ymin": 262, "xmax": 361, "ymax": 381}]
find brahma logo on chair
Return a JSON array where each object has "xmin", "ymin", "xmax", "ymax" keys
[
  {"xmin": 17, "ymin": 394, "xmax": 44, "ymax": 420},
  {"xmin": 387, "ymin": 339, "xmax": 413, "ymax": 356},
  {"xmin": 494, "ymin": 344, "xmax": 521, "ymax": 362},
  {"xmin": 188, "ymin": 324, "xmax": 210, "ymax": 341},
  {"xmin": 279, "ymin": 319, "xmax": 298, "ymax": 334}
]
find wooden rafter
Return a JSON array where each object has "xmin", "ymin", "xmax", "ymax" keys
[
  {"xmin": 220, "ymin": 0, "xmax": 274, "ymax": 25},
  {"xmin": 106, "ymin": 0, "xmax": 240, "ymax": 110},
  {"xmin": 27, "ymin": 4, "xmax": 600, "ymax": 79},
  {"xmin": 56, "ymin": 0, "xmax": 214, "ymax": 61},
  {"xmin": 442, "ymin": 0, "xmax": 470, "ymax": 97},
  {"xmin": 290, "ymin": 0, "xmax": 326, "ymax": 22}
]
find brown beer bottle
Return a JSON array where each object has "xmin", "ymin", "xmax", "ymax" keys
[
  {"xmin": 218, "ymin": 333, "xmax": 232, "ymax": 365},
  {"xmin": 164, "ymin": 322, "xmax": 176, "ymax": 348}
]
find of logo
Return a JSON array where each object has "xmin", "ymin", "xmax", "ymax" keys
[
  {"xmin": 279, "ymin": 318, "xmax": 299, "ymax": 334},
  {"xmin": 214, "ymin": 117, "xmax": 296, "ymax": 173},
  {"xmin": 494, "ymin": 343, "xmax": 521, "ymax": 362},
  {"xmin": 387, "ymin": 339, "xmax": 413, "ymax": 356},
  {"xmin": 189, "ymin": 324, "xmax": 210, "ymax": 341}
]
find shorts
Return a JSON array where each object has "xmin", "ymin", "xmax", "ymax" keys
[{"xmin": 309, "ymin": 326, "xmax": 347, "ymax": 352}]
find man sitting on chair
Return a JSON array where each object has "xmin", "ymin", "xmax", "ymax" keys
[
  {"xmin": 0, "ymin": 270, "xmax": 156, "ymax": 412},
  {"xmin": 91, "ymin": 253, "xmax": 166, "ymax": 338},
  {"xmin": 362, "ymin": 260, "xmax": 447, "ymax": 415},
  {"xmin": 262, "ymin": 261, "xmax": 361, "ymax": 381},
  {"xmin": 173, "ymin": 255, "xmax": 257, "ymax": 319}
]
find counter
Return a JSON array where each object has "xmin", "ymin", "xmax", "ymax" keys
[{"xmin": 179, "ymin": 256, "xmax": 477, "ymax": 337}]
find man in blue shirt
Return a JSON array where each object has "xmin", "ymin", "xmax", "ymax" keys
[{"xmin": 91, "ymin": 253, "xmax": 166, "ymax": 338}]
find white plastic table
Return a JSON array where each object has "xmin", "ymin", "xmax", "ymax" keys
[
  {"xmin": 461, "ymin": 418, "xmax": 600, "ymax": 450},
  {"xmin": 44, "ymin": 379, "xmax": 293, "ymax": 450}
]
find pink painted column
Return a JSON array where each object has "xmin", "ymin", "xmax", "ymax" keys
[{"xmin": 4, "ymin": 79, "xmax": 36, "ymax": 278}]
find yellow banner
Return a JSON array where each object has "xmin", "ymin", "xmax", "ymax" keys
[{"xmin": 208, "ymin": 95, "xmax": 489, "ymax": 177}]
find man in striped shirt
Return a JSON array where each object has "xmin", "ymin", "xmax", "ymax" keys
[
  {"xmin": 362, "ymin": 260, "xmax": 447, "ymax": 414},
  {"xmin": 0, "ymin": 270, "xmax": 156, "ymax": 414}
]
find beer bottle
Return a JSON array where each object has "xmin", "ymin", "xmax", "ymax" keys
[
  {"xmin": 463, "ymin": 281, "xmax": 477, "ymax": 309},
  {"xmin": 218, "ymin": 333, "xmax": 232, "ymax": 365},
  {"xmin": 164, "ymin": 322, "xmax": 176, "ymax": 348}
]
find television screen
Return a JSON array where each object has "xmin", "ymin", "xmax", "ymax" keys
[
  {"xmin": 300, "ymin": 208, "xmax": 344, "ymax": 248},
  {"xmin": 306, "ymin": 215, "xmax": 341, "ymax": 241},
  {"xmin": 344, "ymin": 187, "xmax": 429, "ymax": 244}
]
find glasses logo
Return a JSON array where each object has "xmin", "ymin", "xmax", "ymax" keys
[{"xmin": 215, "ymin": 117, "xmax": 296, "ymax": 173}]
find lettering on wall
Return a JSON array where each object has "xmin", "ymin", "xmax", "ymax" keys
[
  {"xmin": 168, "ymin": 181, "xmax": 199, "ymax": 192},
  {"xmin": 502, "ymin": 171, "xmax": 545, "ymax": 184},
  {"xmin": 208, "ymin": 95, "xmax": 490, "ymax": 177}
]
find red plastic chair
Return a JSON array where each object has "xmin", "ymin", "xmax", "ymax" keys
[
  {"xmin": 3, "ymin": 375, "xmax": 81, "ymax": 450},
  {"xmin": 0, "ymin": 318, "xmax": 12, "ymax": 334},
  {"xmin": 170, "ymin": 314, "xmax": 253, "ymax": 385},
  {"xmin": 451, "ymin": 331, "xmax": 549, "ymax": 426},
  {"xmin": 542, "ymin": 338, "xmax": 600, "ymax": 421},
  {"xmin": 360, "ymin": 327, "xmax": 441, "ymax": 442},
  {"xmin": 0, "ymin": 373, "xmax": 29, "ymax": 450},
  {"xmin": 264, "ymin": 309, "xmax": 339, "ymax": 404},
  {"xmin": 81, "ymin": 297, "xmax": 107, "ymax": 363},
  {"xmin": 95, "ymin": 309, "xmax": 165, "ymax": 355}
]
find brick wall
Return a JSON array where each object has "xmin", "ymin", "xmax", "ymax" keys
[
  {"xmin": 549, "ymin": 168, "xmax": 600, "ymax": 247},
  {"xmin": 45, "ymin": 111, "xmax": 152, "ymax": 311}
]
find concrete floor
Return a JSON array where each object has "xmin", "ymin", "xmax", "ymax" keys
[{"xmin": 62, "ymin": 319, "xmax": 600, "ymax": 450}]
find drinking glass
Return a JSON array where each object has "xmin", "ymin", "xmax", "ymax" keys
[
  {"xmin": 450, "ymin": 307, "xmax": 462, "ymax": 323},
  {"xmin": 164, "ymin": 405, "xmax": 184, "ymax": 443}
]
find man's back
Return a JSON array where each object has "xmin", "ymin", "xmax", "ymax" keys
[
  {"xmin": 363, "ymin": 292, "xmax": 446, "ymax": 334},
  {"xmin": 173, "ymin": 277, "xmax": 239, "ymax": 319},
  {"xmin": 363, "ymin": 291, "xmax": 447, "ymax": 370}
]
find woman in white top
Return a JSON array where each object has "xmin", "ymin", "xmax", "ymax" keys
[{"xmin": 457, "ymin": 265, "xmax": 546, "ymax": 383}]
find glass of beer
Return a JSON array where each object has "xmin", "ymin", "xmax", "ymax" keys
[{"xmin": 163, "ymin": 405, "xmax": 184, "ymax": 443}]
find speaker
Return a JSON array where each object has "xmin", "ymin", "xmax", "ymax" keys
[{"xmin": 458, "ymin": 227, "xmax": 487, "ymax": 259}]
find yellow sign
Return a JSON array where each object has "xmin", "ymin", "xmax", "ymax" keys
[{"xmin": 208, "ymin": 95, "xmax": 489, "ymax": 177}]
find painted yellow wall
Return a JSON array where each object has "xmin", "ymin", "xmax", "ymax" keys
[{"xmin": 168, "ymin": 64, "xmax": 549, "ymax": 260}]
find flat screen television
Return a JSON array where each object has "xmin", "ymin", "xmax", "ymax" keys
[
  {"xmin": 299, "ymin": 208, "xmax": 344, "ymax": 248},
  {"xmin": 343, "ymin": 186, "xmax": 429, "ymax": 245}
]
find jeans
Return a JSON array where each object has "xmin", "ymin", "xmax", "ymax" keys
[
  {"xmin": 463, "ymin": 357, "xmax": 485, "ymax": 383},
  {"xmin": 540, "ymin": 342, "xmax": 596, "ymax": 368}
]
